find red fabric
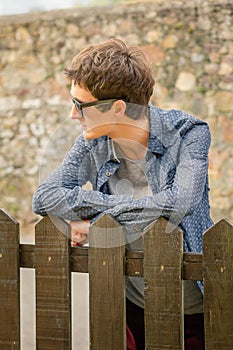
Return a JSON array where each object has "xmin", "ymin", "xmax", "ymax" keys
[
  {"xmin": 126, "ymin": 298, "xmax": 205, "ymax": 350},
  {"xmin": 126, "ymin": 299, "xmax": 145, "ymax": 350},
  {"xmin": 184, "ymin": 313, "xmax": 205, "ymax": 350},
  {"xmin": 126, "ymin": 324, "xmax": 137, "ymax": 350}
]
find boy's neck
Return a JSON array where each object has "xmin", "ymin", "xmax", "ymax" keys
[{"xmin": 112, "ymin": 117, "xmax": 150, "ymax": 160}]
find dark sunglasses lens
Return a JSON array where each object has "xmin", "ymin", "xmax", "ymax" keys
[{"xmin": 72, "ymin": 99, "xmax": 83, "ymax": 117}]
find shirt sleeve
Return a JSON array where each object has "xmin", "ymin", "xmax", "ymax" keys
[
  {"xmin": 32, "ymin": 136, "xmax": 132, "ymax": 221},
  {"xmin": 102, "ymin": 123, "xmax": 211, "ymax": 234}
]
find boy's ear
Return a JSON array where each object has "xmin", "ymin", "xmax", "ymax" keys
[{"xmin": 113, "ymin": 100, "xmax": 126, "ymax": 116}]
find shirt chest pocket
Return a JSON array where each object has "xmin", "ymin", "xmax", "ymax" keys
[{"xmin": 96, "ymin": 162, "xmax": 120, "ymax": 193}]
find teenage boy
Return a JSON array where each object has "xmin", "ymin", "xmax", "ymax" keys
[{"xmin": 33, "ymin": 38, "xmax": 213, "ymax": 350}]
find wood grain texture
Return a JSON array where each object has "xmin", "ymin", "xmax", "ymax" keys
[
  {"xmin": 35, "ymin": 216, "xmax": 71, "ymax": 350},
  {"xmin": 20, "ymin": 244, "xmax": 202, "ymax": 280},
  {"xmin": 182, "ymin": 253, "xmax": 203, "ymax": 281},
  {"xmin": 0, "ymin": 209, "xmax": 20, "ymax": 350},
  {"xmin": 203, "ymin": 219, "xmax": 233, "ymax": 350},
  {"xmin": 2, "ymin": 210, "xmax": 233, "ymax": 350},
  {"xmin": 89, "ymin": 214, "xmax": 126, "ymax": 350},
  {"xmin": 143, "ymin": 218, "xmax": 184, "ymax": 350}
]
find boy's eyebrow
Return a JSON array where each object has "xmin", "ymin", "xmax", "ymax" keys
[{"xmin": 70, "ymin": 93, "xmax": 85, "ymax": 103}]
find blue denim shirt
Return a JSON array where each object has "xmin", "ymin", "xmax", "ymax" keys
[{"xmin": 32, "ymin": 105, "xmax": 213, "ymax": 254}]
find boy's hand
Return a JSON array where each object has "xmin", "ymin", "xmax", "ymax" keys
[{"xmin": 70, "ymin": 220, "xmax": 90, "ymax": 246}]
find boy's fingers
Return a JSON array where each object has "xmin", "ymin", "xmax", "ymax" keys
[{"xmin": 72, "ymin": 232, "xmax": 88, "ymax": 244}]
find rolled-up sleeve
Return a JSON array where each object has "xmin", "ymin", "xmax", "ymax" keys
[{"xmin": 32, "ymin": 136, "xmax": 132, "ymax": 221}]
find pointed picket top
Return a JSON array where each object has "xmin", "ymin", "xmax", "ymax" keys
[
  {"xmin": 35, "ymin": 214, "xmax": 71, "ymax": 349},
  {"xmin": 35, "ymin": 214, "xmax": 71, "ymax": 241},
  {"xmin": 0, "ymin": 209, "xmax": 20, "ymax": 349},
  {"xmin": 143, "ymin": 217, "xmax": 162, "ymax": 236},
  {"xmin": 203, "ymin": 218, "xmax": 233, "ymax": 349},
  {"xmin": 90, "ymin": 213, "xmax": 125, "ymax": 248},
  {"xmin": 89, "ymin": 213, "xmax": 126, "ymax": 350},
  {"xmin": 92, "ymin": 213, "xmax": 122, "ymax": 228},
  {"xmin": 0, "ymin": 208, "xmax": 18, "ymax": 224},
  {"xmin": 143, "ymin": 216, "xmax": 183, "ymax": 349},
  {"xmin": 203, "ymin": 218, "xmax": 233, "ymax": 243},
  {"xmin": 143, "ymin": 216, "xmax": 182, "ymax": 236},
  {"xmin": 35, "ymin": 215, "xmax": 47, "ymax": 229}
]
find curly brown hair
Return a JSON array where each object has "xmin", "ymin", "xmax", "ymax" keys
[{"xmin": 64, "ymin": 39, "xmax": 155, "ymax": 118}]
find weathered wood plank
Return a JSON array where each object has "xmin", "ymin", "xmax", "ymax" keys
[
  {"xmin": 71, "ymin": 246, "xmax": 88, "ymax": 273},
  {"xmin": 1, "ymin": 209, "xmax": 233, "ymax": 350},
  {"xmin": 20, "ymin": 243, "xmax": 35, "ymax": 268},
  {"xmin": 203, "ymin": 219, "xmax": 233, "ymax": 350},
  {"xmin": 144, "ymin": 218, "xmax": 184, "ymax": 350},
  {"xmin": 35, "ymin": 215, "xmax": 71, "ymax": 350},
  {"xmin": 20, "ymin": 243, "xmax": 202, "ymax": 280},
  {"xmin": 182, "ymin": 253, "xmax": 203, "ymax": 281},
  {"xmin": 89, "ymin": 214, "xmax": 126, "ymax": 350},
  {"xmin": 125, "ymin": 250, "xmax": 144, "ymax": 277},
  {"xmin": 0, "ymin": 209, "xmax": 20, "ymax": 350}
]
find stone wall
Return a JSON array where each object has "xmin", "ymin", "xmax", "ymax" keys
[{"xmin": 0, "ymin": 0, "xmax": 232, "ymax": 234}]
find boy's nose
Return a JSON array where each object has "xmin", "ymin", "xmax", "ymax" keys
[{"xmin": 70, "ymin": 105, "xmax": 82, "ymax": 119}]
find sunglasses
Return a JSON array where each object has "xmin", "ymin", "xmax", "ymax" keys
[{"xmin": 71, "ymin": 94, "xmax": 117, "ymax": 117}]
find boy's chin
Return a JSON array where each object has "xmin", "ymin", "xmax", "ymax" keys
[
  {"xmin": 83, "ymin": 130, "xmax": 97, "ymax": 140},
  {"xmin": 82, "ymin": 126, "xmax": 107, "ymax": 140}
]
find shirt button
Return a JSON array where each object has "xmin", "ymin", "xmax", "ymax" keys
[{"xmin": 106, "ymin": 171, "xmax": 111, "ymax": 177}]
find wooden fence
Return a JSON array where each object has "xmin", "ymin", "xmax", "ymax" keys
[{"xmin": 0, "ymin": 208, "xmax": 233, "ymax": 350}]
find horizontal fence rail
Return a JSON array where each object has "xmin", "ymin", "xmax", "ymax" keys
[
  {"xmin": 20, "ymin": 243, "xmax": 203, "ymax": 280},
  {"xmin": 0, "ymin": 208, "xmax": 233, "ymax": 349}
]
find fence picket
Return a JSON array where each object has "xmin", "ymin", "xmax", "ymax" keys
[
  {"xmin": 203, "ymin": 219, "xmax": 233, "ymax": 350},
  {"xmin": 35, "ymin": 215, "xmax": 71, "ymax": 349},
  {"xmin": 144, "ymin": 218, "xmax": 184, "ymax": 350},
  {"xmin": 0, "ymin": 209, "xmax": 20, "ymax": 350},
  {"xmin": 89, "ymin": 214, "xmax": 126, "ymax": 350},
  {"xmin": 1, "ymin": 210, "xmax": 233, "ymax": 350}
]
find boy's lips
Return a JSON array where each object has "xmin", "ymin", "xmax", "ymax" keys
[{"xmin": 79, "ymin": 122, "xmax": 87, "ymax": 128}]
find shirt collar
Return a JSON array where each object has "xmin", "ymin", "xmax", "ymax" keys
[
  {"xmin": 148, "ymin": 104, "xmax": 181, "ymax": 155},
  {"xmin": 83, "ymin": 104, "xmax": 180, "ymax": 163}
]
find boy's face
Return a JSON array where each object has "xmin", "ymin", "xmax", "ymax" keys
[{"xmin": 70, "ymin": 82, "xmax": 119, "ymax": 140}]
